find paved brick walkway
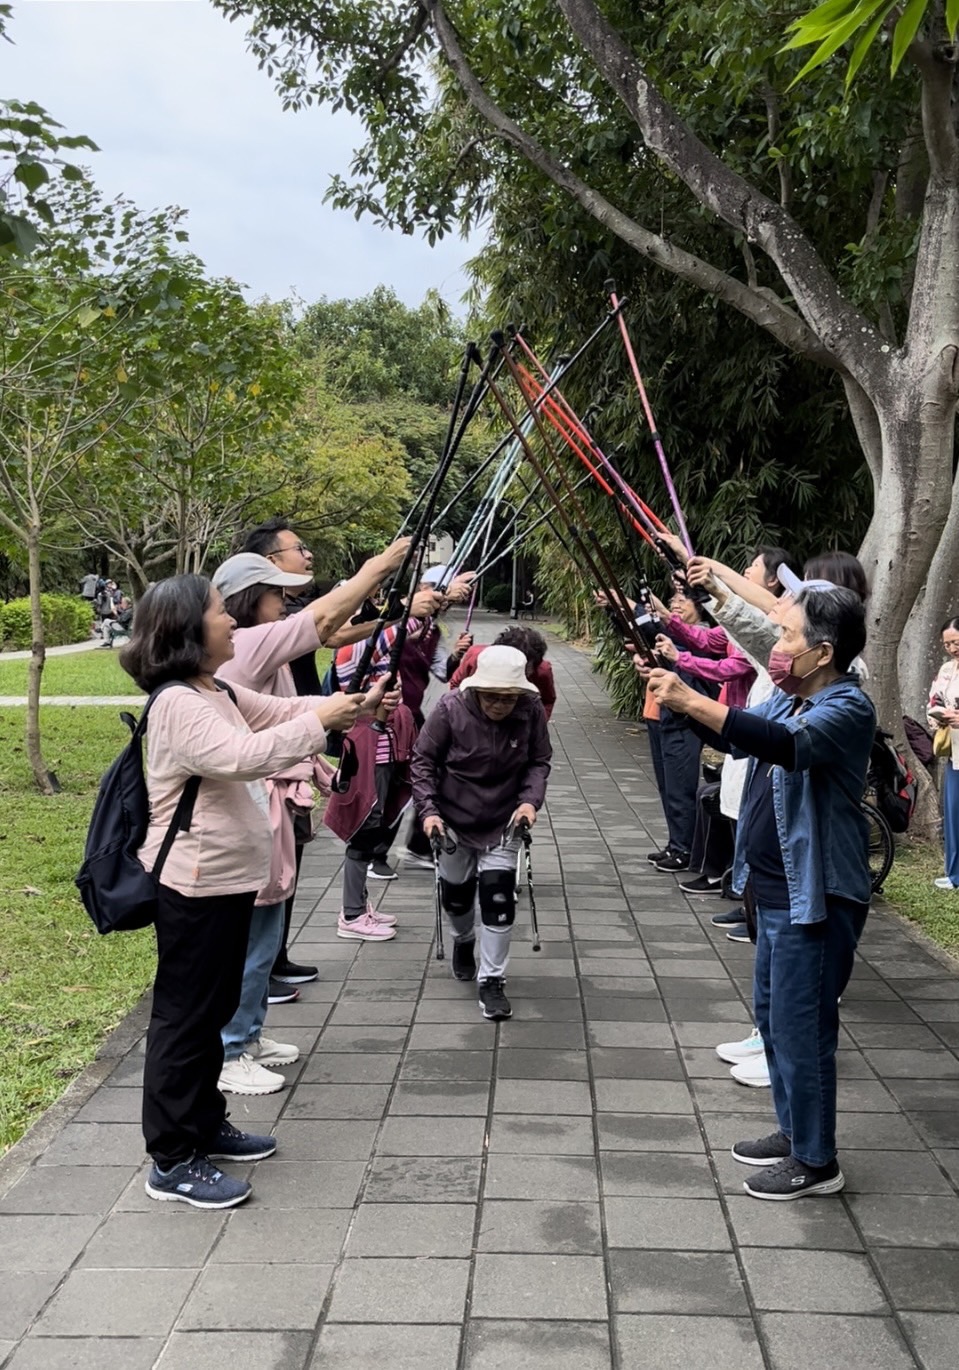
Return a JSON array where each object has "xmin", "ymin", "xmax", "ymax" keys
[{"xmin": 2, "ymin": 631, "xmax": 959, "ymax": 1369}]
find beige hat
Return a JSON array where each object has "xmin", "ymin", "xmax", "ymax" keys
[
  {"xmin": 212, "ymin": 553, "xmax": 311, "ymax": 598},
  {"xmin": 460, "ymin": 645, "xmax": 539, "ymax": 695}
]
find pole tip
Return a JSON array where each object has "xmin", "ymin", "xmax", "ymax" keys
[
  {"xmin": 489, "ymin": 329, "xmax": 506, "ymax": 347},
  {"xmin": 603, "ymin": 277, "xmax": 617, "ymax": 294}
]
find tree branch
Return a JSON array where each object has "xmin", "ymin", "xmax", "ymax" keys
[{"xmin": 762, "ymin": 83, "xmax": 792, "ymax": 213}]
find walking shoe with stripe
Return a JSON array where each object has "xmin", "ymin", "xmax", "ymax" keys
[
  {"xmin": 730, "ymin": 1054, "xmax": 771, "ymax": 1088},
  {"xmin": 207, "ymin": 1119, "xmax": 277, "ymax": 1161},
  {"xmin": 368, "ymin": 859, "xmax": 398, "ymax": 880},
  {"xmin": 731, "ymin": 1130, "xmax": 792, "ymax": 1166},
  {"xmin": 267, "ymin": 979, "xmax": 300, "ymax": 1004},
  {"xmin": 646, "ymin": 846, "xmax": 672, "ymax": 865},
  {"xmin": 272, "ymin": 958, "xmax": 318, "ymax": 984},
  {"xmin": 478, "ymin": 977, "xmax": 512, "ymax": 1020},
  {"xmin": 655, "ymin": 851, "xmax": 691, "ymax": 872},
  {"xmin": 249, "ymin": 1036, "xmax": 299, "ymax": 1067},
  {"xmin": 679, "ymin": 873, "xmax": 723, "ymax": 895},
  {"xmin": 725, "ymin": 923, "xmax": 751, "ymax": 943},
  {"xmin": 743, "ymin": 1155, "xmax": 845, "ymax": 1201},
  {"xmin": 337, "ymin": 909, "xmax": 397, "ymax": 941},
  {"xmin": 218, "ymin": 1053, "xmax": 285, "ymax": 1096},
  {"xmin": 715, "ymin": 1028, "xmax": 764, "ymax": 1065},
  {"xmin": 145, "ymin": 1155, "xmax": 251, "ymax": 1209},
  {"xmin": 366, "ymin": 900, "xmax": 398, "ymax": 927},
  {"xmin": 711, "ymin": 907, "xmax": 746, "ymax": 927}
]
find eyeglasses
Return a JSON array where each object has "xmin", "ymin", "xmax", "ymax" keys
[
  {"xmin": 477, "ymin": 692, "xmax": 517, "ymax": 705},
  {"xmin": 268, "ymin": 542, "xmax": 310, "ymax": 558}
]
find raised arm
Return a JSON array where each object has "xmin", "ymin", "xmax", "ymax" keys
[{"xmin": 307, "ymin": 537, "xmax": 411, "ymax": 644}]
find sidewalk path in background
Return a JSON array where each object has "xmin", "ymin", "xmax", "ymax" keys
[{"xmin": 0, "ymin": 638, "xmax": 101, "ymax": 661}]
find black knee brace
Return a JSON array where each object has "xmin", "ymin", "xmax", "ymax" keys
[
  {"xmin": 440, "ymin": 876, "xmax": 476, "ymax": 917},
  {"xmin": 479, "ymin": 869, "xmax": 516, "ymax": 928}
]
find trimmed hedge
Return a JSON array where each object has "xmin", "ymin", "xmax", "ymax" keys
[
  {"xmin": 483, "ymin": 583, "xmax": 512, "ymax": 613},
  {"xmin": 0, "ymin": 595, "xmax": 93, "ymax": 651}
]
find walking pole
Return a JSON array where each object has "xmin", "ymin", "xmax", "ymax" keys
[
  {"xmin": 430, "ymin": 831, "xmax": 446, "ymax": 962},
  {"xmin": 516, "ymin": 817, "xmax": 541, "ymax": 953}
]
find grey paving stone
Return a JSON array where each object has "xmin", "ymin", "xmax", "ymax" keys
[
  {"xmin": 497, "ymin": 1021, "xmax": 586, "ymax": 1049},
  {"xmin": 672, "ymin": 1020, "xmax": 754, "ymax": 1047},
  {"xmin": 299, "ymin": 1052, "xmax": 401, "ymax": 1083},
  {"xmin": 72, "ymin": 1089, "xmax": 142, "ymax": 1122},
  {"xmin": 0, "ymin": 1164, "xmax": 135, "ymax": 1214},
  {"xmin": 900, "ymin": 1312, "xmax": 959, "ymax": 1370},
  {"xmin": 463, "ymin": 1319, "xmax": 612, "ymax": 1369},
  {"xmin": 211, "ymin": 1207, "xmax": 351, "ymax": 1263},
  {"xmin": 604, "ymin": 1197, "xmax": 732, "ymax": 1251},
  {"xmin": 271, "ymin": 1120, "xmax": 378, "ymax": 1160},
  {"xmin": 496, "ymin": 1049, "xmax": 589, "ymax": 1079},
  {"xmin": 911, "ymin": 1110, "xmax": 959, "ymax": 1147},
  {"xmin": 0, "ymin": 1270, "xmax": 61, "ymax": 1339},
  {"xmin": 934, "ymin": 1148, "xmax": 959, "ymax": 1185},
  {"xmin": 759, "ymin": 1313, "xmax": 916, "ymax": 1370},
  {"xmin": 282, "ymin": 1083, "xmax": 392, "ymax": 1119},
  {"xmin": 478, "ymin": 1199, "xmax": 601, "ymax": 1254},
  {"xmin": 471, "ymin": 1253, "xmax": 607, "ymax": 1320},
  {"xmin": 326, "ymin": 1256, "xmax": 470, "ymax": 1322},
  {"xmin": 78, "ymin": 1209, "xmax": 224, "ymax": 1267},
  {"xmin": 35, "ymin": 1122, "xmax": 146, "ymax": 1167},
  {"xmin": 741, "ymin": 1247, "xmax": 888, "ymax": 1313},
  {"xmin": 848, "ymin": 1193, "xmax": 959, "ymax": 1246},
  {"xmin": 325, "ymin": 1001, "xmax": 416, "ymax": 1025},
  {"xmin": 596, "ymin": 1112, "xmax": 706, "ymax": 1153},
  {"xmin": 873, "ymin": 1248, "xmax": 959, "ymax": 1310},
  {"xmin": 587, "ymin": 1021, "xmax": 676, "ymax": 1048},
  {"xmin": 862, "ymin": 1048, "xmax": 959, "ymax": 1078},
  {"xmin": 724, "ymin": 1195, "xmax": 863, "ymax": 1250},
  {"xmin": 599, "ymin": 1150, "xmax": 719, "ymax": 1198},
  {"xmin": 485, "ymin": 1154, "xmax": 599, "ymax": 1202},
  {"xmin": 318, "ymin": 1026, "xmax": 409, "ymax": 1050},
  {"xmin": 400, "ymin": 1050, "xmax": 494, "ymax": 1081},
  {"xmin": 0, "ymin": 1213, "xmax": 100, "ymax": 1271},
  {"xmin": 347, "ymin": 1203, "xmax": 476, "ymax": 1256},
  {"xmin": 493, "ymin": 1079, "xmax": 592, "ymax": 1114},
  {"xmin": 34, "ymin": 1267, "xmax": 196, "ymax": 1335},
  {"xmin": 238, "ymin": 1160, "xmax": 366, "ymax": 1208},
  {"xmin": 487, "ymin": 1114, "xmax": 595, "ymax": 1156},
  {"xmin": 609, "ymin": 1249, "xmax": 748, "ymax": 1313},
  {"xmin": 589, "ymin": 1048, "xmax": 684, "ymax": 1080},
  {"xmin": 179, "ymin": 1263, "xmax": 333, "ymax": 1328},
  {"xmin": 156, "ymin": 1331, "xmax": 313, "ymax": 1369},
  {"xmin": 390, "ymin": 1081, "xmax": 490, "ymax": 1115},
  {"xmin": 615, "ymin": 1314, "xmax": 765, "ymax": 1369},
  {"xmin": 363, "ymin": 1155, "xmax": 482, "ymax": 1203},
  {"xmin": 594, "ymin": 1079, "xmax": 695, "ymax": 1114},
  {"xmin": 681, "ymin": 1047, "xmax": 741, "ymax": 1079},
  {"xmin": 377, "ymin": 1116, "xmax": 487, "ymax": 1156},
  {"xmin": 406, "ymin": 1023, "xmax": 495, "ymax": 1050},
  {"xmin": 583, "ymin": 996, "xmax": 668, "ymax": 1022},
  {"xmin": 4, "ymin": 1339, "xmax": 164, "ymax": 1370},
  {"xmin": 308, "ymin": 1323, "xmax": 461, "ymax": 1369},
  {"xmin": 843, "ymin": 1148, "xmax": 954, "ymax": 1194},
  {"xmin": 575, "ymin": 958, "xmax": 652, "ymax": 978}
]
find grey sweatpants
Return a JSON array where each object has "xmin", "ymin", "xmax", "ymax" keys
[{"xmin": 438, "ymin": 828, "xmax": 521, "ymax": 981}]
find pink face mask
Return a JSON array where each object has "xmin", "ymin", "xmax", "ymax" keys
[{"xmin": 768, "ymin": 645, "xmax": 823, "ymax": 696}]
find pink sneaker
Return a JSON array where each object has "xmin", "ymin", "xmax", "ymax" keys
[
  {"xmin": 367, "ymin": 901, "xmax": 398, "ymax": 927},
  {"xmin": 337, "ymin": 909, "xmax": 397, "ymax": 941}
]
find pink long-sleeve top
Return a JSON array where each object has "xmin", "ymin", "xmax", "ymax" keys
[
  {"xmin": 666, "ymin": 614, "xmax": 756, "ymax": 710},
  {"xmin": 138, "ymin": 681, "xmax": 327, "ymax": 899}
]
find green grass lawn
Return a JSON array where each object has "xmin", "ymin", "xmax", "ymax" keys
[
  {"xmin": 0, "ymin": 645, "xmax": 333, "ymax": 1155},
  {"xmin": 883, "ymin": 839, "xmax": 959, "ymax": 956},
  {"xmin": 0, "ymin": 648, "xmax": 140, "ymax": 697}
]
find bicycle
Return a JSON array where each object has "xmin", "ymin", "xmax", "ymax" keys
[{"xmin": 861, "ymin": 797, "xmax": 894, "ymax": 895}]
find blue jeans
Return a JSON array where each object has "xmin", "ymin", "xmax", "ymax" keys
[
  {"xmin": 753, "ymin": 899, "xmax": 868, "ymax": 1167},
  {"xmin": 222, "ymin": 900, "xmax": 285, "ymax": 1060},
  {"xmin": 943, "ymin": 764, "xmax": 959, "ymax": 886}
]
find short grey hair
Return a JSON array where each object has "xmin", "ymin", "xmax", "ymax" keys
[{"xmin": 796, "ymin": 587, "xmax": 866, "ymax": 674}]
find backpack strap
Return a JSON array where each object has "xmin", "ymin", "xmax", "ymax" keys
[{"xmin": 152, "ymin": 774, "xmax": 203, "ymax": 880}]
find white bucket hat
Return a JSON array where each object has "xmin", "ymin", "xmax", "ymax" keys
[
  {"xmin": 460, "ymin": 645, "xmax": 539, "ymax": 695},
  {"xmin": 777, "ymin": 564, "xmax": 837, "ymax": 597},
  {"xmin": 212, "ymin": 552, "xmax": 312, "ymax": 598}
]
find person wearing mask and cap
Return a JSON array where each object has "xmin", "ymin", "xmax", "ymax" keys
[
  {"xmin": 644, "ymin": 586, "xmax": 874, "ymax": 1202},
  {"xmin": 411, "ymin": 645, "xmax": 552, "ymax": 1022}
]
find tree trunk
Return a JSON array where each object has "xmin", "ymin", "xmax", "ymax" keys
[
  {"xmin": 899, "ymin": 460, "xmax": 959, "ymax": 720},
  {"xmin": 25, "ymin": 526, "xmax": 54, "ymax": 796}
]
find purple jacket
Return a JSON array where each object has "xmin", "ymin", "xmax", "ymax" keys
[{"xmin": 411, "ymin": 690, "xmax": 552, "ymax": 849}]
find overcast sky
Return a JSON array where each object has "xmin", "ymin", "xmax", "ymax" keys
[{"xmin": 8, "ymin": 0, "xmax": 476, "ymax": 309}]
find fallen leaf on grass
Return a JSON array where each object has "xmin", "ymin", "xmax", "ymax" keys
[
  {"xmin": 22, "ymin": 886, "xmax": 42, "ymax": 896},
  {"xmin": 62, "ymin": 986, "xmax": 93, "ymax": 993}
]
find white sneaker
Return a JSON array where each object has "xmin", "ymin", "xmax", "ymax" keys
[
  {"xmin": 730, "ymin": 1054, "xmax": 771, "ymax": 1088},
  {"xmin": 218, "ymin": 1052, "xmax": 285, "ymax": 1095},
  {"xmin": 249, "ymin": 1036, "xmax": 299, "ymax": 1067},
  {"xmin": 716, "ymin": 1028, "xmax": 764, "ymax": 1065},
  {"xmin": 934, "ymin": 877, "xmax": 957, "ymax": 890},
  {"xmin": 337, "ymin": 909, "xmax": 397, "ymax": 941}
]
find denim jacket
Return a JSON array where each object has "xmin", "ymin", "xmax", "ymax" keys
[{"xmin": 730, "ymin": 677, "xmax": 876, "ymax": 923}]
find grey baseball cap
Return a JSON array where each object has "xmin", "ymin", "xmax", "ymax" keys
[{"xmin": 212, "ymin": 553, "xmax": 312, "ymax": 598}]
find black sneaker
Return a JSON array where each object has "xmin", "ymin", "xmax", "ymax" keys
[
  {"xmin": 207, "ymin": 1119, "xmax": 277, "ymax": 1162},
  {"xmin": 368, "ymin": 859, "xmax": 397, "ymax": 881},
  {"xmin": 711, "ymin": 907, "xmax": 745, "ymax": 927},
  {"xmin": 679, "ymin": 873, "xmax": 723, "ymax": 895},
  {"xmin": 272, "ymin": 958, "xmax": 318, "ymax": 984},
  {"xmin": 452, "ymin": 938, "xmax": 477, "ymax": 982},
  {"xmin": 478, "ymin": 977, "xmax": 512, "ymax": 1020},
  {"xmin": 646, "ymin": 847, "xmax": 671, "ymax": 865},
  {"xmin": 145, "ymin": 1155, "xmax": 251, "ymax": 1209},
  {"xmin": 731, "ymin": 1130, "xmax": 792, "ymax": 1166},
  {"xmin": 743, "ymin": 1155, "xmax": 845, "ymax": 1201},
  {"xmin": 267, "ymin": 978, "xmax": 300, "ymax": 1004},
  {"xmin": 655, "ymin": 852, "xmax": 690, "ymax": 872},
  {"xmin": 725, "ymin": 924, "xmax": 751, "ymax": 943}
]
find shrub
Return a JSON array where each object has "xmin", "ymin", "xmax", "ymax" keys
[
  {"xmin": 0, "ymin": 595, "xmax": 93, "ymax": 650},
  {"xmin": 483, "ymin": 582, "xmax": 512, "ymax": 613}
]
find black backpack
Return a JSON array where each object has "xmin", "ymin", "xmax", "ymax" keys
[
  {"xmin": 869, "ymin": 728, "xmax": 917, "ymax": 835},
  {"xmin": 76, "ymin": 680, "xmax": 235, "ymax": 934}
]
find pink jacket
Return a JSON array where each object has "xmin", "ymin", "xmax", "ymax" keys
[
  {"xmin": 217, "ymin": 613, "xmax": 335, "ymax": 904},
  {"xmin": 666, "ymin": 614, "xmax": 756, "ymax": 710},
  {"xmin": 323, "ymin": 706, "xmax": 417, "ymax": 843}
]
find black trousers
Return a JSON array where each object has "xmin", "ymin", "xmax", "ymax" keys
[
  {"xmin": 275, "ymin": 841, "xmax": 306, "ymax": 968},
  {"xmin": 142, "ymin": 884, "xmax": 255, "ymax": 1169}
]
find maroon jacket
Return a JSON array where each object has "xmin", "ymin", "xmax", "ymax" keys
[
  {"xmin": 411, "ymin": 689, "xmax": 551, "ymax": 849},
  {"xmin": 323, "ymin": 704, "xmax": 417, "ymax": 843}
]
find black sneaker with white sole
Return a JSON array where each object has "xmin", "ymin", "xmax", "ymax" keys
[
  {"xmin": 711, "ymin": 907, "xmax": 745, "ymax": 927},
  {"xmin": 725, "ymin": 924, "xmax": 752, "ymax": 943},
  {"xmin": 267, "ymin": 978, "xmax": 300, "ymax": 1004},
  {"xmin": 272, "ymin": 958, "xmax": 318, "ymax": 984},
  {"xmin": 743, "ymin": 1155, "xmax": 845, "ymax": 1201},
  {"xmin": 368, "ymin": 859, "xmax": 397, "ymax": 881},
  {"xmin": 731, "ymin": 1130, "xmax": 793, "ymax": 1166},
  {"xmin": 655, "ymin": 851, "xmax": 691, "ymax": 873},
  {"xmin": 452, "ymin": 938, "xmax": 477, "ymax": 982},
  {"xmin": 207, "ymin": 1119, "xmax": 277, "ymax": 1162},
  {"xmin": 646, "ymin": 846, "xmax": 671, "ymax": 865},
  {"xmin": 478, "ymin": 977, "xmax": 512, "ymax": 1020},
  {"xmin": 679, "ymin": 873, "xmax": 723, "ymax": 895},
  {"xmin": 145, "ymin": 1155, "xmax": 250, "ymax": 1209}
]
